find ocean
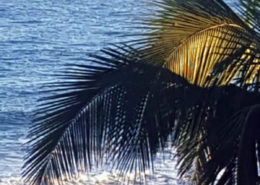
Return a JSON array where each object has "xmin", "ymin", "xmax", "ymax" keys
[{"xmin": 0, "ymin": 0, "xmax": 191, "ymax": 184}]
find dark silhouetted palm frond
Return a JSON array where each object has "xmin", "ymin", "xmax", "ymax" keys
[{"xmin": 23, "ymin": 46, "xmax": 206, "ymax": 184}]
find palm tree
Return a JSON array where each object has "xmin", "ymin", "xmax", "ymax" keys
[{"xmin": 23, "ymin": 0, "xmax": 260, "ymax": 185}]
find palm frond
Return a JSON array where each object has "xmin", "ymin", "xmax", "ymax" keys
[
  {"xmin": 237, "ymin": 0, "xmax": 260, "ymax": 33},
  {"xmin": 170, "ymin": 84, "xmax": 260, "ymax": 185},
  {"xmin": 23, "ymin": 45, "xmax": 206, "ymax": 185},
  {"xmin": 199, "ymin": 101, "xmax": 260, "ymax": 185},
  {"xmin": 128, "ymin": 0, "xmax": 260, "ymax": 89}
]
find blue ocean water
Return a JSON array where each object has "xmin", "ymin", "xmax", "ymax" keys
[
  {"xmin": 0, "ymin": 1, "xmax": 191, "ymax": 185},
  {"xmin": 0, "ymin": 0, "xmax": 140, "ymax": 180}
]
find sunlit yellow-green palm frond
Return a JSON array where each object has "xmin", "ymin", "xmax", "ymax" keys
[
  {"xmin": 164, "ymin": 24, "xmax": 251, "ymax": 86},
  {"xmin": 140, "ymin": 0, "xmax": 260, "ymax": 88}
]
